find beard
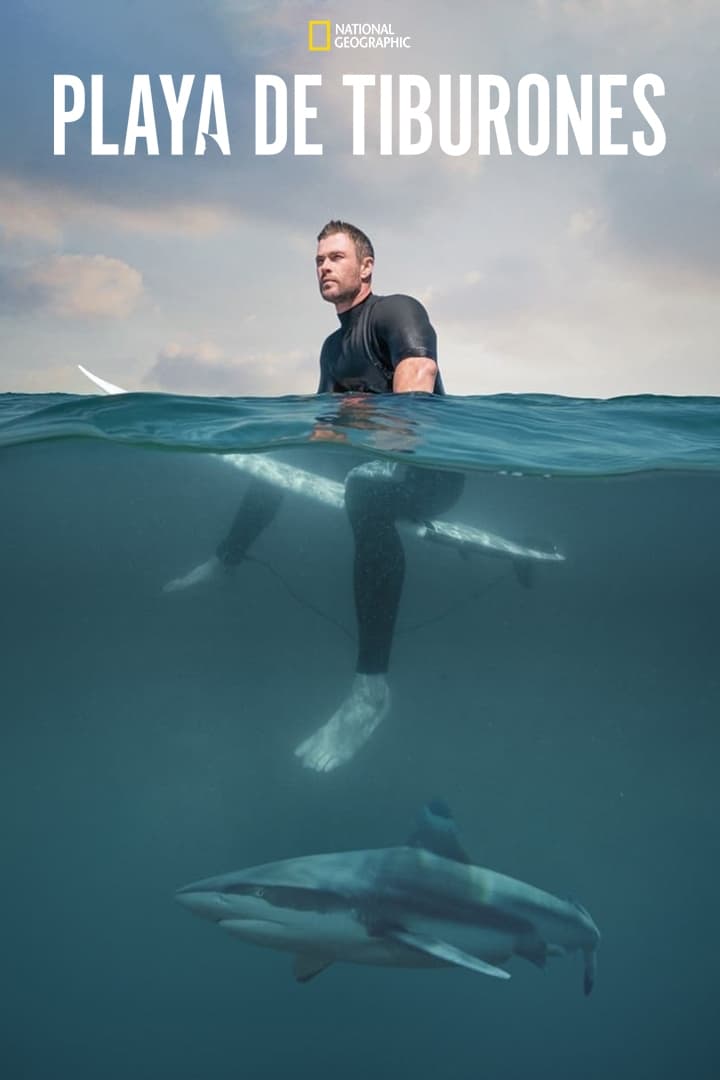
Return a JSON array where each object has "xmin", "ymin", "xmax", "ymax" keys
[{"xmin": 320, "ymin": 278, "xmax": 363, "ymax": 306}]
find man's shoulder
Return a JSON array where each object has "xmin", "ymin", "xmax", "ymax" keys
[
  {"xmin": 372, "ymin": 292, "xmax": 425, "ymax": 308},
  {"xmin": 370, "ymin": 293, "xmax": 430, "ymax": 321}
]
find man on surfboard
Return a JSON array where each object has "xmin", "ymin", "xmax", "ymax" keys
[{"xmin": 177, "ymin": 222, "xmax": 463, "ymax": 771}]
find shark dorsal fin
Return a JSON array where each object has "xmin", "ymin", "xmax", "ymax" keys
[{"xmin": 407, "ymin": 801, "xmax": 472, "ymax": 864}]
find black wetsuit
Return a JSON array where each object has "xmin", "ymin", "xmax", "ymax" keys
[
  {"xmin": 317, "ymin": 293, "xmax": 445, "ymax": 394},
  {"xmin": 217, "ymin": 293, "xmax": 464, "ymax": 674}
]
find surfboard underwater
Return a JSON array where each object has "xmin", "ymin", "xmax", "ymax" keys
[{"xmin": 77, "ymin": 365, "xmax": 565, "ymax": 567}]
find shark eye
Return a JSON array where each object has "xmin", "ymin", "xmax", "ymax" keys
[{"xmin": 254, "ymin": 887, "xmax": 265, "ymax": 898}]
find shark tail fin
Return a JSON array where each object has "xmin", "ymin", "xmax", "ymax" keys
[{"xmin": 583, "ymin": 947, "xmax": 597, "ymax": 996}]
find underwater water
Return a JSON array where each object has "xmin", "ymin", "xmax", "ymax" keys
[{"xmin": 1, "ymin": 391, "xmax": 718, "ymax": 1080}]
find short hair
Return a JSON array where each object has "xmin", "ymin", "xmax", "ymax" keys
[{"xmin": 317, "ymin": 220, "xmax": 374, "ymax": 262}]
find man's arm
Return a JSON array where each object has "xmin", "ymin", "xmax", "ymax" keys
[
  {"xmin": 374, "ymin": 295, "xmax": 442, "ymax": 393},
  {"xmin": 317, "ymin": 334, "xmax": 340, "ymax": 393},
  {"xmin": 393, "ymin": 356, "xmax": 438, "ymax": 393}
]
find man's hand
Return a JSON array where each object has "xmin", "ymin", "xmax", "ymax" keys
[
  {"xmin": 309, "ymin": 427, "xmax": 349, "ymax": 443},
  {"xmin": 310, "ymin": 393, "xmax": 370, "ymax": 442}
]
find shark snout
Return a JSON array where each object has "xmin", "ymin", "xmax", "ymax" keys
[
  {"xmin": 175, "ymin": 885, "xmax": 221, "ymax": 920},
  {"xmin": 175, "ymin": 885, "xmax": 231, "ymax": 921},
  {"xmin": 175, "ymin": 870, "xmax": 268, "ymax": 923}
]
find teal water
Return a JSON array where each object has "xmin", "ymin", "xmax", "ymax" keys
[
  {"xmin": 2, "ymin": 391, "xmax": 720, "ymax": 472},
  {"xmin": 1, "ymin": 392, "xmax": 719, "ymax": 1079}
]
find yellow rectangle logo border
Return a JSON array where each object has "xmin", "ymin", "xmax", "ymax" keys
[{"xmin": 308, "ymin": 20, "xmax": 331, "ymax": 51}]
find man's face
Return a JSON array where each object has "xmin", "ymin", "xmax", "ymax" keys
[{"xmin": 315, "ymin": 232, "xmax": 372, "ymax": 310}]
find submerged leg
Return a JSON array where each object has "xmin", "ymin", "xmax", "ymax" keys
[
  {"xmin": 295, "ymin": 462, "xmax": 464, "ymax": 772},
  {"xmin": 216, "ymin": 480, "xmax": 284, "ymax": 566},
  {"xmin": 350, "ymin": 461, "xmax": 408, "ymax": 675},
  {"xmin": 163, "ymin": 479, "xmax": 283, "ymax": 592}
]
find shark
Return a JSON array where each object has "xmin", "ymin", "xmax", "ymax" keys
[{"xmin": 175, "ymin": 802, "xmax": 600, "ymax": 994}]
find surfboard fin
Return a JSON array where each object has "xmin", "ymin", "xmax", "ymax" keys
[
  {"xmin": 583, "ymin": 948, "xmax": 597, "ymax": 995},
  {"xmin": 512, "ymin": 559, "xmax": 535, "ymax": 588}
]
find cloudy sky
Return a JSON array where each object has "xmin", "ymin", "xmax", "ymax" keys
[{"xmin": 1, "ymin": 0, "xmax": 718, "ymax": 397}]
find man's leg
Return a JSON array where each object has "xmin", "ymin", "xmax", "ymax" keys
[
  {"xmin": 295, "ymin": 461, "xmax": 464, "ymax": 771},
  {"xmin": 163, "ymin": 480, "xmax": 283, "ymax": 592},
  {"xmin": 216, "ymin": 481, "xmax": 284, "ymax": 567}
]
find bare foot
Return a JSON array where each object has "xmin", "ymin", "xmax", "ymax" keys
[
  {"xmin": 295, "ymin": 674, "xmax": 390, "ymax": 772},
  {"xmin": 163, "ymin": 556, "xmax": 222, "ymax": 593}
]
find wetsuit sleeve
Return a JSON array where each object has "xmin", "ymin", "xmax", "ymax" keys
[
  {"xmin": 317, "ymin": 362, "xmax": 335, "ymax": 393},
  {"xmin": 373, "ymin": 295, "xmax": 437, "ymax": 367},
  {"xmin": 317, "ymin": 335, "xmax": 340, "ymax": 393}
]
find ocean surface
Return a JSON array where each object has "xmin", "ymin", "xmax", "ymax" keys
[{"xmin": 1, "ymin": 390, "xmax": 719, "ymax": 1080}]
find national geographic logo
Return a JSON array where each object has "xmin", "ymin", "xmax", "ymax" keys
[{"xmin": 308, "ymin": 21, "xmax": 412, "ymax": 51}]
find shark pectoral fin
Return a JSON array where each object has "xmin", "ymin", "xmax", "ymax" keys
[
  {"xmin": 293, "ymin": 953, "xmax": 335, "ymax": 984},
  {"xmin": 388, "ymin": 930, "xmax": 510, "ymax": 981}
]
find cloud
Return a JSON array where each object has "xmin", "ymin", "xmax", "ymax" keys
[
  {"xmin": 440, "ymin": 240, "xmax": 720, "ymax": 396},
  {"xmin": 0, "ymin": 1, "xmax": 718, "ymax": 397},
  {"xmin": 0, "ymin": 176, "xmax": 236, "ymax": 245},
  {"xmin": 0, "ymin": 183, "xmax": 63, "ymax": 244},
  {"xmin": 144, "ymin": 341, "xmax": 314, "ymax": 395},
  {"xmin": 568, "ymin": 208, "xmax": 606, "ymax": 239},
  {"xmin": 2, "ymin": 0, "xmax": 714, "ymax": 265},
  {"xmin": 24, "ymin": 254, "xmax": 143, "ymax": 318}
]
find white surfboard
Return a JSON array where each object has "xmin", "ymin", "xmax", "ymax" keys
[{"xmin": 77, "ymin": 365, "xmax": 565, "ymax": 566}]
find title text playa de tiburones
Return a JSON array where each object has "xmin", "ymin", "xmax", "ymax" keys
[{"xmin": 53, "ymin": 72, "xmax": 667, "ymax": 157}]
